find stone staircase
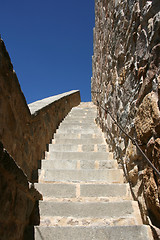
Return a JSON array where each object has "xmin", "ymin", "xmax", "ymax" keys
[{"xmin": 35, "ymin": 102, "xmax": 153, "ymax": 240}]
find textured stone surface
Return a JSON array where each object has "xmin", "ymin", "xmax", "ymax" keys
[
  {"xmin": 0, "ymin": 38, "xmax": 81, "ymax": 181},
  {"xmin": 91, "ymin": 0, "xmax": 160, "ymax": 228},
  {"xmin": 35, "ymin": 225, "xmax": 153, "ymax": 240},
  {"xmin": 0, "ymin": 141, "xmax": 42, "ymax": 240}
]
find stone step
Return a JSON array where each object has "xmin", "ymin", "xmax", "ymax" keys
[
  {"xmin": 65, "ymin": 117, "xmax": 96, "ymax": 122},
  {"xmin": 70, "ymin": 107, "xmax": 96, "ymax": 111},
  {"xmin": 54, "ymin": 133, "xmax": 103, "ymax": 139},
  {"xmin": 80, "ymin": 183, "xmax": 130, "ymax": 198},
  {"xmin": 38, "ymin": 201, "xmax": 140, "ymax": 220},
  {"xmin": 35, "ymin": 225, "xmax": 153, "ymax": 240},
  {"xmin": 68, "ymin": 107, "xmax": 96, "ymax": 110},
  {"xmin": 69, "ymin": 108, "xmax": 96, "ymax": 112},
  {"xmin": 62, "ymin": 119, "xmax": 96, "ymax": 124},
  {"xmin": 34, "ymin": 183, "xmax": 130, "ymax": 199},
  {"xmin": 40, "ymin": 159, "xmax": 118, "ymax": 170},
  {"xmin": 54, "ymin": 138, "xmax": 105, "ymax": 145},
  {"xmin": 58, "ymin": 125, "xmax": 99, "ymax": 131},
  {"xmin": 47, "ymin": 152, "xmax": 113, "ymax": 161},
  {"xmin": 59, "ymin": 121, "xmax": 97, "ymax": 126},
  {"xmin": 40, "ymin": 169, "xmax": 123, "ymax": 183},
  {"xmin": 56, "ymin": 129, "xmax": 101, "ymax": 134},
  {"xmin": 39, "ymin": 216, "xmax": 138, "ymax": 227},
  {"xmin": 68, "ymin": 113, "xmax": 96, "ymax": 117},
  {"xmin": 35, "ymin": 183, "xmax": 77, "ymax": 198},
  {"xmin": 66, "ymin": 112, "xmax": 96, "ymax": 116},
  {"xmin": 49, "ymin": 144, "xmax": 108, "ymax": 152}
]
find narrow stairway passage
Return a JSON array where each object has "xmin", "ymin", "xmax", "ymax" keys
[{"xmin": 35, "ymin": 102, "xmax": 153, "ymax": 240}]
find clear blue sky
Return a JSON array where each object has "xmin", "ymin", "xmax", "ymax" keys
[{"xmin": 1, "ymin": 0, "xmax": 95, "ymax": 103}]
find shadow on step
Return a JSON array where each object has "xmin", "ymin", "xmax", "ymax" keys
[
  {"xmin": 23, "ymin": 200, "xmax": 41, "ymax": 240},
  {"xmin": 23, "ymin": 226, "xmax": 45, "ymax": 240},
  {"xmin": 23, "ymin": 225, "xmax": 34, "ymax": 240}
]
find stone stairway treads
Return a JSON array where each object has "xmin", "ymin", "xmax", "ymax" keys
[
  {"xmin": 41, "ymin": 169, "xmax": 124, "ymax": 183},
  {"xmin": 40, "ymin": 159, "xmax": 118, "ymax": 170},
  {"xmin": 35, "ymin": 102, "xmax": 153, "ymax": 240},
  {"xmin": 35, "ymin": 226, "xmax": 153, "ymax": 240}
]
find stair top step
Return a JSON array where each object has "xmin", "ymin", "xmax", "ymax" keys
[{"xmin": 35, "ymin": 225, "xmax": 153, "ymax": 240}]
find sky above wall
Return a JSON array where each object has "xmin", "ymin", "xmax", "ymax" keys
[{"xmin": 1, "ymin": 0, "xmax": 95, "ymax": 103}]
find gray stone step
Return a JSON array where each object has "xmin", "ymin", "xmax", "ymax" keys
[
  {"xmin": 62, "ymin": 119, "xmax": 96, "ymax": 124},
  {"xmin": 65, "ymin": 119, "xmax": 96, "ymax": 123},
  {"xmin": 62, "ymin": 121, "xmax": 96, "ymax": 126},
  {"xmin": 59, "ymin": 122, "xmax": 97, "ymax": 127},
  {"xmin": 34, "ymin": 183, "xmax": 130, "ymax": 199},
  {"xmin": 49, "ymin": 144, "xmax": 108, "ymax": 152},
  {"xmin": 49, "ymin": 144, "xmax": 79, "ymax": 152},
  {"xmin": 69, "ymin": 109, "xmax": 96, "ymax": 112},
  {"xmin": 54, "ymin": 133, "xmax": 103, "ymax": 139},
  {"xmin": 67, "ymin": 112, "xmax": 96, "ymax": 116},
  {"xmin": 35, "ymin": 183, "xmax": 77, "ymax": 198},
  {"xmin": 54, "ymin": 138, "xmax": 105, "ymax": 145},
  {"xmin": 58, "ymin": 125, "xmax": 99, "ymax": 131},
  {"xmin": 35, "ymin": 225, "xmax": 153, "ymax": 240},
  {"xmin": 68, "ymin": 113, "xmax": 96, "ymax": 117},
  {"xmin": 39, "ymin": 201, "xmax": 137, "ymax": 218},
  {"xmin": 40, "ymin": 159, "xmax": 117, "ymax": 170},
  {"xmin": 80, "ymin": 183, "xmax": 130, "ymax": 198},
  {"xmin": 56, "ymin": 129, "xmax": 101, "ymax": 134},
  {"xmin": 47, "ymin": 152, "xmax": 112, "ymax": 161},
  {"xmin": 41, "ymin": 169, "xmax": 123, "ymax": 183}
]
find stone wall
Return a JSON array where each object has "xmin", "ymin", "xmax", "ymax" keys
[
  {"xmin": 92, "ymin": 0, "xmax": 160, "ymax": 228},
  {"xmin": 0, "ymin": 38, "xmax": 81, "ymax": 181},
  {"xmin": 0, "ymin": 141, "xmax": 42, "ymax": 240}
]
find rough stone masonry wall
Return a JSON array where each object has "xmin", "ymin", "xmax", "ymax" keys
[
  {"xmin": 0, "ymin": 39, "xmax": 81, "ymax": 181},
  {"xmin": 92, "ymin": 0, "xmax": 160, "ymax": 228}
]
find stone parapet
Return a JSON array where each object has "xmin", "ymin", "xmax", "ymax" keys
[
  {"xmin": 0, "ymin": 141, "xmax": 42, "ymax": 240},
  {"xmin": 92, "ymin": 0, "xmax": 160, "ymax": 230},
  {"xmin": 0, "ymin": 39, "xmax": 81, "ymax": 181}
]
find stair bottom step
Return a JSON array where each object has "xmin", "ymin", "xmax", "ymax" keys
[{"xmin": 35, "ymin": 225, "xmax": 153, "ymax": 240}]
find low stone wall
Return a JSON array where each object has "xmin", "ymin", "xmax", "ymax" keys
[
  {"xmin": 0, "ymin": 39, "xmax": 81, "ymax": 181},
  {"xmin": 92, "ymin": 0, "xmax": 160, "ymax": 228},
  {"xmin": 0, "ymin": 141, "xmax": 42, "ymax": 240}
]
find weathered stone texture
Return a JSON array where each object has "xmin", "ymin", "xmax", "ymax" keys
[
  {"xmin": 0, "ymin": 141, "xmax": 42, "ymax": 240},
  {"xmin": 92, "ymin": 0, "xmax": 160, "ymax": 228},
  {"xmin": 0, "ymin": 38, "xmax": 81, "ymax": 181}
]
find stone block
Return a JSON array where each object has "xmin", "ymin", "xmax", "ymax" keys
[{"xmin": 35, "ymin": 225, "xmax": 153, "ymax": 240}]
